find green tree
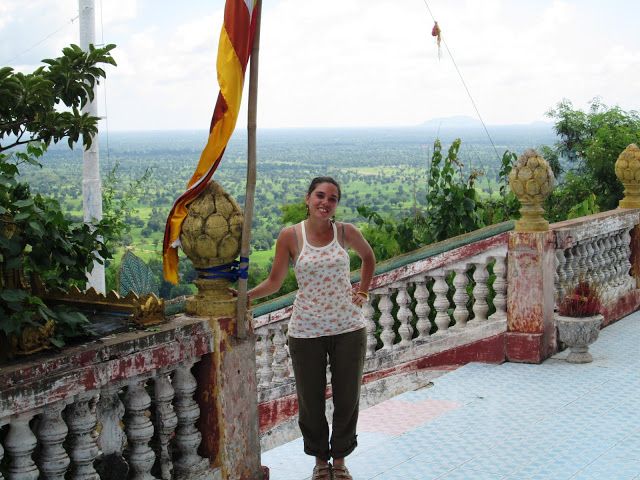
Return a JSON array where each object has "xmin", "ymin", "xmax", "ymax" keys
[
  {"xmin": 356, "ymin": 139, "xmax": 494, "ymax": 260},
  {"xmin": 422, "ymin": 139, "xmax": 485, "ymax": 243},
  {"xmin": 0, "ymin": 44, "xmax": 116, "ymax": 152},
  {"xmin": 281, "ymin": 201, "xmax": 307, "ymax": 225},
  {"xmin": 1, "ymin": 44, "xmax": 117, "ymax": 350},
  {"xmin": 546, "ymin": 98, "xmax": 640, "ymax": 211}
]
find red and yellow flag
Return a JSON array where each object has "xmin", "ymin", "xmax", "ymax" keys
[{"xmin": 163, "ymin": 0, "xmax": 259, "ymax": 284}]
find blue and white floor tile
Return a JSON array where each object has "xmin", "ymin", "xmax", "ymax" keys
[{"xmin": 261, "ymin": 312, "xmax": 640, "ymax": 479}]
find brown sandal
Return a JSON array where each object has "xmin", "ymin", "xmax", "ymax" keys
[
  {"xmin": 332, "ymin": 464, "xmax": 353, "ymax": 480},
  {"xmin": 311, "ymin": 463, "xmax": 332, "ymax": 480}
]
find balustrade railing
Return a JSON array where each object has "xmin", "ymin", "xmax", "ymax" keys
[
  {"xmin": 553, "ymin": 210, "xmax": 640, "ymax": 305},
  {"xmin": 253, "ymin": 223, "xmax": 512, "ymax": 399},
  {"xmin": 0, "ymin": 317, "xmax": 218, "ymax": 480}
]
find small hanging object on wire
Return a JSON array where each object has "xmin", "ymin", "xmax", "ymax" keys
[{"xmin": 431, "ymin": 21, "xmax": 442, "ymax": 60}]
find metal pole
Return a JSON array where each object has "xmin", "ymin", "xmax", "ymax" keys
[
  {"xmin": 79, "ymin": 0, "xmax": 105, "ymax": 293},
  {"xmin": 236, "ymin": 1, "xmax": 262, "ymax": 338}
]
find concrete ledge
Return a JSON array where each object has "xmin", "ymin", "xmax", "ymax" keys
[{"xmin": 0, "ymin": 315, "xmax": 214, "ymax": 418}]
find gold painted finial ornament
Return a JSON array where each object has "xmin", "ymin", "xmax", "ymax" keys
[
  {"xmin": 509, "ymin": 149, "xmax": 555, "ymax": 232},
  {"xmin": 180, "ymin": 181, "xmax": 244, "ymax": 317},
  {"xmin": 615, "ymin": 144, "xmax": 640, "ymax": 209}
]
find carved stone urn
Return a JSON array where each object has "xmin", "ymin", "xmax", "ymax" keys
[
  {"xmin": 615, "ymin": 143, "xmax": 640, "ymax": 208},
  {"xmin": 555, "ymin": 314, "xmax": 603, "ymax": 363},
  {"xmin": 508, "ymin": 149, "xmax": 555, "ymax": 232},
  {"xmin": 180, "ymin": 181, "xmax": 244, "ymax": 317}
]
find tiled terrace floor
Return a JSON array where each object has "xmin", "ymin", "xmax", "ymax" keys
[{"xmin": 262, "ymin": 312, "xmax": 640, "ymax": 479}]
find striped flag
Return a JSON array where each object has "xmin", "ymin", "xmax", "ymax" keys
[{"xmin": 163, "ymin": 0, "xmax": 259, "ymax": 284}]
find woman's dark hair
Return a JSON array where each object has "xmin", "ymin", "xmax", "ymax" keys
[{"xmin": 307, "ymin": 176, "xmax": 341, "ymax": 201}]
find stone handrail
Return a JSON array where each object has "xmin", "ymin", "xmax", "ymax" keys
[
  {"xmin": 551, "ymin": 209, "xmax": 640, "ymax": 307},
  {"xmin": 0, "ymin": 316, "xmax": 219, "ymax": 480}
]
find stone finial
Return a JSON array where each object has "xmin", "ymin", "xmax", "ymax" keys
[
  {"xmin": 509, "ymin": 149, "xmax": 555, "ymax": 232},
  {"xmin": 180, "ymin": 181, "xmax": 243, "ymax": 317},
  {"xmin": 615, "ymin": 144, "xmax": 640, "ymax": 209}
]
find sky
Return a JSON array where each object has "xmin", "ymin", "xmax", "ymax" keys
[{"xmin": 1, "ymin": 0, "xmax": 639, "ymax": 131}]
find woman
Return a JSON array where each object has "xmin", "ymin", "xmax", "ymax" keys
[{"xmin": 247, "ymin": 176, "xmax": 375, "ymax": 480}]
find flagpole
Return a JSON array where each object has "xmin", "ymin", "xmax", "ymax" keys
[{"xmin": 236, "ymin": 0, "xmax": 262, "ymax": 338}]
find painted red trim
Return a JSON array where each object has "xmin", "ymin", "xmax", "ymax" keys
[{"xmin": 505, "ymin": 332, "xmax": 545, "ymax": 364}]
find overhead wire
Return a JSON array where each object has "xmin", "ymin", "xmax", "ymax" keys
[
  {"xmin": 420, "ymin": 0, "xmax": 503, "ymax": 164},
  {"xmin": 2, "ymin": 15, "xmax": 80, "ymax": 65}
]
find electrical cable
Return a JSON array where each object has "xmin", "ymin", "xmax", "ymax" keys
[
  {"xmin": 3, "ymin": 15, "xmax": 80, "ymax": 65},
  {"xmin": 420, "ymin": 0, "xmax": 502, "ymax": 163}
]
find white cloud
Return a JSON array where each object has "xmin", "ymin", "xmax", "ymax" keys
[
  {"xmin": 99, "ymin": 0, "xmax": 138, "ymax": 26},
  {"xmin": 3, "ymin": 0, "xmax": 639, "ymax": 129}
]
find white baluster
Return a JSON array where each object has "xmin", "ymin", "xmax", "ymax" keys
[
  {"xmin": 621, "ymin": 228, "xmax": 634, "ymax": 292},
  {"xmin": 471, "ymin": 262, "xmax": 489, "ymax": 323},
  {"xmin": 286, "ymin": 340, "xmax": 293, "ymax": 379},
  {"xmin": 413, "ymin": 276, "xmax": 431, "ymax": 341},
  {"xmin": 610, "ymin": 232, "xmax": 622, "ymax": 290},
  {"xmin": 258, "ymin": 328, "xmax": 273, "ymax": 388},
  {"xmin": 489, "ymin": 256, "xmax": 507, "ymax": 322},
  {"xmin": 585, "ymin": 240, "xmax": 595, "ymax": 283},
  {"xmin": 38, "ymin": 401, "xmax": 70, "ymax": 480},
  {"xmin": 96, "ymin": 385, "xmax": 125, "ymax": 457},
  {"xmin": 125, "ymin": 379, "xmax": 156, "ymax": 480},
  {"xmin": 362, "ymin": 295, "xmax": 377, "ymax": 357},
  {"xmin": 452, "ymin": 267, "xmax": 469, "ymax": 328},
  {"xmin": 173, "ymin": 362, "xmax": 209, "ymax": 479},
  {"xmin": 598, "ymin": 235, "xmax": 611, "ymax": 288},
  {"xmin": 593, "ymin": 237, "xmax": 604, "ymax": 284},
  {"xmin": 0, "ymin": 421, "xmax": 5, "ymax": 480},
  {"xmin": 573, "ymin": 244, "xmax": 583, "ymax": 283},
  {"xmin": 432, "ymin": 272, "xmax": 451, "ymax": 334},
  {"xmin": 153, "ymin": 370, "xmax": 177, "ymax": 480},
  {"xmin": 284, "ymin": 322, "xmax": 293, "ymax": 378},
  {"xmin": 594, "ymin": 236, "xmax": 606, "ymax": 286},
  {"xmin": 5, "ymin": 413, "xmax": 39, "ymax": 480},
  {"xmin": 66, "ymin": 394, "xmax": 99, "ymax": 480},
  {"xmin": 576, "ymin": 243, "xmax": 588, "ymax": 280},
  {"xmin": 615, "ymin": 232, "xmax": 624, "ymax": 293},
  {"xmin": 376, "ymin": 288, "xmax": 395, "ymax": 349},
  {"xmin": 393, "ymin": 282, "xmax": 413, "ymax": 347},
  {"xmin": 564, "ymin": 247, "xmax": 575, "ymax": 288},
  {"xmin": 271, "ymin": 323, "xmax": 288, "ymax": 382},
  {"xmin": 602, "ymin": 235, "xmax": 616, "ymax": 301},
  {"xmin": 555, "ymin": 249, "xmax": 565, "ymax": 306}
]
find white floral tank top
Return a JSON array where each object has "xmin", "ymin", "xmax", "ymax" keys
[{"xmin": 288, "ymin": 221, "xmax": 365, "ymax": 338}]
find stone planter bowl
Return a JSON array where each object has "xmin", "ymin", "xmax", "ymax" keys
[{"xmin": 556, "ymin": 314, "xmax": 603, "ymax": 364}]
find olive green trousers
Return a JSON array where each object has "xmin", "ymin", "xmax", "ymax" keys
[{"xmin": 288, "ymin": 327, "xmax": 367, "ymax": 461}]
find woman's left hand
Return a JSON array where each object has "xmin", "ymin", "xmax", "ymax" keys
[{"xmin": 351, "ymin": 291, "xmax": 368, "ymax": 307}]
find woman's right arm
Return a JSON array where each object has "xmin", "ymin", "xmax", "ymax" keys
[{"xmin": 247, "ymin": 227, "xmax": 294, "ymax": 302}]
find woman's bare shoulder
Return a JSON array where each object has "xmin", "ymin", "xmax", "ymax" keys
[
  {"xmin": 277, "ymin": 225, "xmax": 298, "ymax": 246},
  {"xmin": 339, "ymin": 222, "xmax": 361, "ymax": 236}
]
